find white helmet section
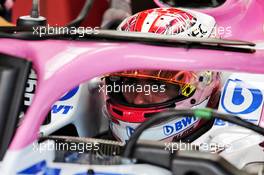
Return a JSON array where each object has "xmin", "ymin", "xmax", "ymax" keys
[{"xmin": 177, "ymin": 8, "xmax": 216, "ymax": 38}]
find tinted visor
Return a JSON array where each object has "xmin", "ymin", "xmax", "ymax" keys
[{"xmin": 105, "ymin": 76, "xmax": 196, "ymax": 107}]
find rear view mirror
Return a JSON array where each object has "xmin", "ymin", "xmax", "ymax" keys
[{"xmin": 0, "ymin": 53, "xmax": 31, "ymax": 160}]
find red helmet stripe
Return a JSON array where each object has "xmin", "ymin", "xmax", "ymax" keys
[{"xmin": 134, "ymin": 12, "xmax": 148, "ymax": 32}]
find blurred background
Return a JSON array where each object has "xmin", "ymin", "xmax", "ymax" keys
[{"xmin": 1, "ymin": 0, "xmax": 159, "ymax": 27}]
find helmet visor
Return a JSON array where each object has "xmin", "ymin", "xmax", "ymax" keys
[{"xmin": 105, "ymin": 70, "xmax": 197, "ymax": 107}]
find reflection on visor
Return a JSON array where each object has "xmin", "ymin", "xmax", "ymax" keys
[
  {"xmin": 106, "ymin": 75, "xmax": 196, "ymax": 106},
  {"xmin": 110, "ymin": 70, "xmax": 197, "ymax": 85}
]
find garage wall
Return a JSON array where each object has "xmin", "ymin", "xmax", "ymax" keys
[{"xmin": 12, "ymin": 0, "xmax": 109, "ymax": 27}]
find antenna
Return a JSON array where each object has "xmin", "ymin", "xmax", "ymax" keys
[
  {"xmin": 31, "ymin": 0, "xmax": 40, "ymax": 18},
  {"xmin": 17, "ymin": 0, "xmax": 47, "ymax": 27}
]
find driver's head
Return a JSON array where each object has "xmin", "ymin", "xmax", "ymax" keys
[
  {"xmin": 104, "ymin": 8, "xmax": 221, "ymax": 142},
  {"xmin": 113, "ymin": 70, "xmax": 184, "ymax": 105}
]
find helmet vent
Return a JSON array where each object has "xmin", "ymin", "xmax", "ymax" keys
[
  {"xmin": 144, "ymin": 112, "xmax": 157, "ymax": 118},
  {"xmin": 112, "ymin": 108, "xmax": 123, "ymax": 116},
  {"xmin": 199, "ymin": 76, "xmax": 204, "ymax": 82},
  {"xmin": 190, "ymin": 99, "xmax": 196, "ymax": 104}
]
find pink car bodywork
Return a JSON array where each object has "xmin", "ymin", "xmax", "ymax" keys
[
  {"xmin": 155, "ymin": 0, "xmax": 264, "ymax": 41},
  {"xmin": 0, "ymin": 0, "xmax": 263, "ymax": 161}
]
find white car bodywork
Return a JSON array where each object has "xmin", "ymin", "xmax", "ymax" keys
[{"xmin": 1, "ymin": 72, "xmax": 263, "ymax": 174}]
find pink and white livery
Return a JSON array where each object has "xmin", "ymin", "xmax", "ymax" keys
[{"xmin": 0, "ymin": 0, "xmax": 263, "ymax": 174}]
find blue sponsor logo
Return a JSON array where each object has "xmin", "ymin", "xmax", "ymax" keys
[
  {"xmin": 51, "ymin": 105, "xmax": 73, "ymax": 115},
  {"xmin": 17, "ymin": 160, "xmax": 60, "ymax": 175},
  {"xmin": 163, "ymin": 117, "xmax": 197, "ymax": 136},
  {"xmin": 214, "ymin": 118, "xmax": 258, "ymax": 126},
  {"xmin": 221, "ymin": 79, "xmax": 263, "ymax": 114},
  {"xmin": 18, "ymin": 160, "xmax": 128, "ymax": 175},
  {"xmin": 59, "ymin": 86, "xmax": 79, "ymax": 101},
  {"xmin": 214, "ymin": 119, "xmax": 226, "ymax": 126},
  {"xmin": 126, "ymin": 126, "xmax": 135, "ymax": 137}
]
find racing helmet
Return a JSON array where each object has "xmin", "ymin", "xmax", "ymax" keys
[{"xmin": 105, "ymin": 8, "xmax": 221, "ymax": 142}]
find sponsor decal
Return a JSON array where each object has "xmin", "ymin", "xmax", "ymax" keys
[
  {"xmin": 23, "ymin": 69, "xmax": 37, "ymax": 110},
  {"xmin": 214, "ymin": 118, "xmax": 258, "ymax": 126},
  {"xmin": 51, "ymin": 105, "xmax": 73, "ymax": 115},
  {"xmin": 51, "ymin": 86, "xmax": 79, "ymax": 115},
  {"xmin": 126, "ymin": 126, "xmax": 135, "ymax": 137},
  {"xmin": 214, "ymin": 118, "xmax": 226, "ymax": 126},
  {"xmin": 163, "ymin": 117, "xmax": 197, "ymax": 136},
  {"xmin": 218, "ymin": 78, "xmax": 264, "ymax": 126},
  {"xmin": 17, "ymin": 160, "xmax": 60, "ymax": 175},
  {"xmin": 59, "ymin": 86, "xmax": 79, "ymax": 101},
  {"xmin": 19, "ymin": 69, "xmax": 37, "ymax": 124},
  {"xmin": 23, "ymin": 70, "xmax": 78, "ymax": 116},
  {"xmin": 221, "ymin": 79, "xmax": 263, "ymax": 115}
]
